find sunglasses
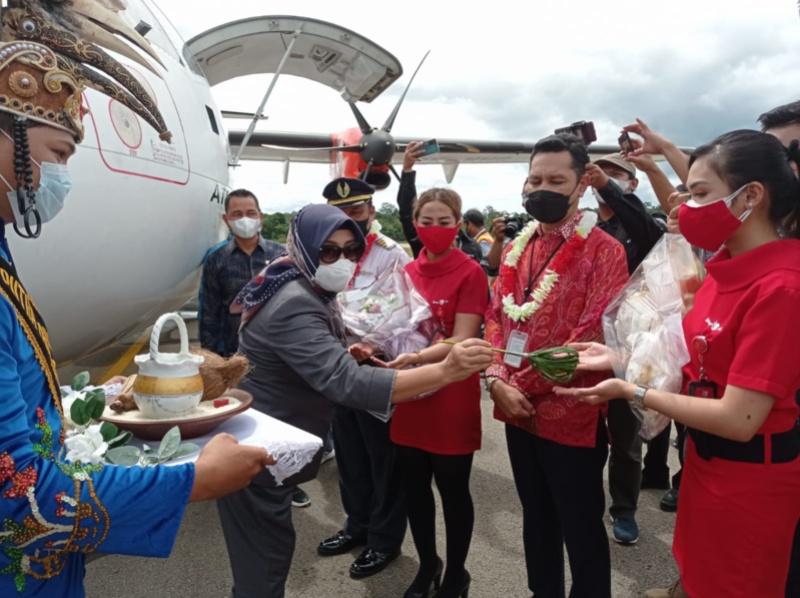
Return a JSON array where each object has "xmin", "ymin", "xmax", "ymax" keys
[{"xmin": 319, "ymin": 242, "xmax": 364, "ymax": 264}]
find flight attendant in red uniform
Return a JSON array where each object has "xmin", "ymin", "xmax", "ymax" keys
[
  {"xmin": 556, "ymin": 129, "xmax": 800, "ymax": 598},
  {"xmin": 387, "ymin": 188, "xmax": 489, "ymax": 598}
]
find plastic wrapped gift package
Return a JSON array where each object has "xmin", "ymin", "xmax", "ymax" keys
[{"xmin": 603, "ymin": 234, "xmax": 704, "ymax": 439}]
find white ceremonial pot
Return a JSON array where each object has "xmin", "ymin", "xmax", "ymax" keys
[{"xmin": 133, "ymin": 313, "xmax": 205, "ymax": 419}]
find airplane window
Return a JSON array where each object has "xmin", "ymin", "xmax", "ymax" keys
[{"xmin": 206, "ymin": 106, "xmax": 219, "ymax": 135}]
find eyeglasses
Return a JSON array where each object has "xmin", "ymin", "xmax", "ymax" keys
[{"xmin": 319, "ymin": 242, "xmax": 364, "ymax": 264}]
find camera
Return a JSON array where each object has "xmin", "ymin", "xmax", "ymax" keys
[
  {"xmin": 504, "ymin": 213, "xmax": 528, "ymax": 239},
  {"xmin": 554, "ymin": 120, "xmax": 597, "ymax": 145}
]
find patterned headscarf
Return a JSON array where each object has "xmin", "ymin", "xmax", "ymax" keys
[{"xmin": 231, "ymin": 203, "xmax": 365, "ymax": 325}]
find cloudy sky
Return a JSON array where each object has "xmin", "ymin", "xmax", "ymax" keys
[{"xmin": 153, "ymin": 0, "xmax": 800, "ymax": 214}]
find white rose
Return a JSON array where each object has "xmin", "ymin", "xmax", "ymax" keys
[
  {"xmin": 61, "ymin": 391, "xmax": 86, "ymax": 430},
  {"xmin": 64, "ymin": 424, "xmax": 108, "ymax": 464}
]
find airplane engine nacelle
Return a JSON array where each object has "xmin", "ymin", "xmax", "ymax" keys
[{"xmin": 331, "ymin": 128, "xmax": 392, "ymax": 190}]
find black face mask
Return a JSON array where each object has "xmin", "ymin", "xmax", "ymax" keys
[
  {"xmin": 354, "ymin": 218, "xmax": 371, "ymax": 237},
  {"xmin": 523, "ymin": 185, "xmax": 579, "ymax": 224}
]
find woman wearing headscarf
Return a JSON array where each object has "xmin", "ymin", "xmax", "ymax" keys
[
  {"xmin": 556, "ymin": 130, "xmax": 800, "ymax": 598},
  {"xmin": 219, "ymin": 203, "xmax": 494, "ymax": 598}
]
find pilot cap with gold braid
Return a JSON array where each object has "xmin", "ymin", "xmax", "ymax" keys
[
  {"xmin": 0, "ymin": 0, "xmax": 170, "ymax": 143},
  {"xmin": 323, "ymin": 177, "xmax": 374, "ymax": 207}
]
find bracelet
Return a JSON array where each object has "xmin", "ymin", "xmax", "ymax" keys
[{"xmin": 414, "ymin": 350, "xmax": 423, "ymax": 364}]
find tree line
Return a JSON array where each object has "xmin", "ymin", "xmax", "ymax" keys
[{"xmin": 261, "ymin": 202, "xmax": 666, "ymax": 244}]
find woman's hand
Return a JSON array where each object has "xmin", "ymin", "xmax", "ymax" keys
[
  {"xmin": 349, "ymin": 342, "xmax": 376, "ymax": 363},
  {"xmin": 621, "ymin": 118, "xmax": 672, "ymax": 156},
  {"xmin": 569, "ymin": 342, "xmax": 614, "ymax": 372},
  {"xmin": 553, "ymin": 378, "xmax": 633, "ymax": 405},
  {"xmin": 190, "ymin": 433, "xmax": 276, "ymax": 502},
  {"xmin": 441, "ymin": 338, "xmax": 494, "ymax": 383},
  {"xmin": 403, "ymin": 141, "xmax": 425, "ymax": 172},
  {"xmin": 622, "ymin": 137, "xmax": 658, "ymax": 173},
  {"xmin": 387, "ymin": 353, "xmax": 420, "ymax": 369}
]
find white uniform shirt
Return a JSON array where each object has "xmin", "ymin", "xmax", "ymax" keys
[{"xmin": 351, "ymin": 232, "xmax": 410, "ymax": 290}]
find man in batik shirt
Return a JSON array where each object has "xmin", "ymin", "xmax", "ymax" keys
[{"xmin": 484, "ymin": 133, "xmax": 628, "ymax": 598}]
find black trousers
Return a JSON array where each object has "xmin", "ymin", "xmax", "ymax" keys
[
  {"xmin": 505, "ymin": 419, "xmax": 611, "ymax": 598},
  {"xmin": 643, "ymin": 421, "xmax": 687, "ymax": 489},
  {"xmin": 332, "ymin": 405, "xmax": 407, "ymax": 552},
  {"xmin": 606, "ymin": 398, "xmax": 642, "ymax": 519}
]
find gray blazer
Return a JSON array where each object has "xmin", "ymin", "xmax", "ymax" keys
[{"xmin": 237, "ymin": 278, "xmax": 396, "ymax": 485}]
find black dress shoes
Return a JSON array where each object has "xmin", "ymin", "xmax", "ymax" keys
[
  {"xmin": 349, "ymin": 547, "xmax": 401, "ymax": 579},
  {"xmin": 659, "ymin": 488, "xmax": 679, "ymax": 512},
  {"xmin": 317, "ymin": 530, "xmax": 366, "ymax": 556}
]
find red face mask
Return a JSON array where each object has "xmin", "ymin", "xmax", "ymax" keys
[
  {"xmin": 678, "ymin": 185, "xmax": 751, "ymax": 253},
  {"xmin": 416, "ymin": 225, "xmax": 459, "ymax": 255}
]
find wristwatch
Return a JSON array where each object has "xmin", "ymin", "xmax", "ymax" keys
[
  {"xmin": 632, "ymin": 385, "xmax": 649, "ymax": 411},
  {"xmin": 484, "ymin": 376, "xmax": 501, "ymax": 393}
]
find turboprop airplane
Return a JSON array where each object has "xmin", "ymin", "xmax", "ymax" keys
[{"xmin": 9, "ymin": 6, "xmax": 635, "ymax": 365}]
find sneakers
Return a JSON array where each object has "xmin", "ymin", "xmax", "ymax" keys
[
  {"xmin": 644, "ymin": 578, "xmax": 689, "ymax": 598},
  {"xmin": 659, "ymin": 488, "xmax": 679, "ymax": 512},
  {"xmin": 320, "ymin": 448, "xmax": 336, "ymax": 464},
  {"xmin": 612, "ymin": 517, "xmax": 639, "ymax": 545},
  {"xmin": 291, "ymin": 487, "xmax": 311, "ymax": 508}
]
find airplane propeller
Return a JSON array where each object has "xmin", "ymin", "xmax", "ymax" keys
[{"xmin": 262, "ymin": 51, "xmax": 431, "ymax": 188}]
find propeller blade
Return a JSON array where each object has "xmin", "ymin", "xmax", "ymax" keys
[
  {"xmin": 260, "ymin": 144, "xmax": 363, "ymax": 152},
  {"xmin": 389, "ymin": 164, "xmax": 402, "ymax": 183},
  {"xmin": 381, "ymin": 50, "xmax": 430, "ymax": 133},
  {"xmin": 350, "ymin": 103, "xmax": 373, "ymax": 135},
  {"xmin": 361, "ymin": 162, "xmax": 373, "ymax": 181}
]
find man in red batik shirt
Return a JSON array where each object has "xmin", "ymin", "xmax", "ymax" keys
[{"xmin": 484, "ymin": 133, "xmax": 628, "ymax": 598}]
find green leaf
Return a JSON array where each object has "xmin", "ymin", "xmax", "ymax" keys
[
  {"xmin": 87, "ymin": 393, "xmax": 106, "ymax": 421},
  {"xmin": 70, "ymin": 372, "xmax": 90, "ymax": 392},
  {"xmin": 99, "ymin": 422, "xmax": 118, "ymax": 442},
  {"xmin": 70, "ymin": 400, "xmax": 89, "ymax": 427},
  {"xmin": 105, "ymin": 446, "xmax": 141, "ymax": 467},
  {"xmin": 169, "ymin": 443, "xmax": 200, "ymax": 461},
  {"xmin": 158, "ymin": 426, "xmax": 181, "ymax": 459},
  {"xmin": 108, "ymin": 431, "xmax": 132, "ymax": 449}
]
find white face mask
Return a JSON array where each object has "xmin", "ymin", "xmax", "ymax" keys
[
  {"xmin": 612, "ymin": 178, "xmax": 631, "ymax": 193},
  {"xmin": 228, "ymin": 216, "xmax": 260, "ymax": 239},
  {"xmin": 0, "ymin": 130, "xmax": 73, "ymax": 230},
  {"xmin": 314, "ymin": 258, "xmax": 356, "ymax": 293}
]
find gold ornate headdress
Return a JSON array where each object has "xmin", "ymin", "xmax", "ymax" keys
[{"xmin": 0, "ymin": 0, "xmax": 170, "ymax": 142}]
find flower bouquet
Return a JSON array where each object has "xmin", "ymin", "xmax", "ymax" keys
[
  {"xmin": 602, "ymin": 234, "xmax": 703, "ymax": 439},
  {"xmin": 61, "ymin": 372, "xmax": 199, "ymax": 467},
  {"xmin": 338, "ymin": 259, "xmax": 433, "ymax": 360}
]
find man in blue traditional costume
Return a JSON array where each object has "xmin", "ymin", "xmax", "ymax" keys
[{"xmin": 0, "ymin": 2, "xmax": 271, "ymax": 596}]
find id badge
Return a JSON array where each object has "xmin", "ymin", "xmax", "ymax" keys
[
  {"xmin": 688, "ymin": 380, "xmax": 718, "ymax": 399},
  {"xmin": 504, "ymin": 331, "xmax": 529, "ymax": 368}
]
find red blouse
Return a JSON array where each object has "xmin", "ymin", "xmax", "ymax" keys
[
  {"xmin": 681, "ymin": 239, "xmax": 800, "ymax": 432},
  {"xmin": 485, "ymin": 212, "xmax": 629, "ymax": 448},
  {"xmin": 390, "ymin": 248, "xmax": 489, "ymax": 455}
]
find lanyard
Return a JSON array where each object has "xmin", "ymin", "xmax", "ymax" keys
[{"xmin": 525, "ymin": 236, "xmax": 565, "ymax": 298}]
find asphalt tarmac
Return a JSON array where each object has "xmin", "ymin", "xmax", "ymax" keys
[{"xmin": 63, "ymin": 326, "xmax": 681, "ymax": 598}]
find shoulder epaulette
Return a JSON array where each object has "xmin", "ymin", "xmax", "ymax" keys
[{"xmin": 375, "ymin": 236, "xmax": 397, "ymax": 249}]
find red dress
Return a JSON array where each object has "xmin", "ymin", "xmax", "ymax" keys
[
  {"xmin": 390, "ymin": 249, "xmax": 489, "ymax": 455},
  {"xmin": 673, "ymin": 240, "xmax": 800, "ymax": 598}
]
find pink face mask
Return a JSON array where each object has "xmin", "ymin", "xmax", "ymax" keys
[{"xmin": 678, "ymin": 185, "xmax": 751, "ymax": 252}]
